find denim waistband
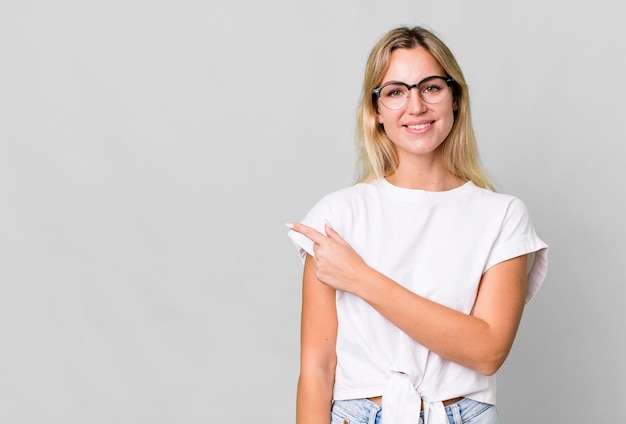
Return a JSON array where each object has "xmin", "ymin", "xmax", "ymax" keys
[{"xmin": 331, "ymin": 397, "xmax": 498, "ymax": 424}]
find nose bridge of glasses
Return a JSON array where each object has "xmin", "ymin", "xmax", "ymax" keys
[{"xmin": 406, "ymin": 83, "xmax": 427, "ymax": 106}]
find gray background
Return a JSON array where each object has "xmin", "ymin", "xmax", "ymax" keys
[{"xmin": 1, "ymin": 1, "xmax": 624, "ymax": 423}]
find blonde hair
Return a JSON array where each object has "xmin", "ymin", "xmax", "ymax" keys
[{"xmin": 355, "ymin": 26, "xmax": 494, "ymax": 190}]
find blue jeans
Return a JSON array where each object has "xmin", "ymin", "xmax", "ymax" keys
[{"xmin": 330, "ymin": 397, "xmax": 499, "ymax": 424}]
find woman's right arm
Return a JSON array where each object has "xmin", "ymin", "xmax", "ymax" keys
[{"xmin": 296, "ymin": 254, "xmax": 338, "ymax": 424}]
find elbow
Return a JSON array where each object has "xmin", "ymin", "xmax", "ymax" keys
[
  {"xmin": 477, "ymin": 361, "xmax": 501, "ymax": 377},
  {"xmin": 474, "ymin": 349, "xmax": 509, "ymax": 376},
  {"xmin": 300, "ymin": 357, "xmax": 337, "ymax": 385}
]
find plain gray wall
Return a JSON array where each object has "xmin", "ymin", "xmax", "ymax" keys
[{"xmin": 1, "ymin": 1, "xmax": 624, "ymax": 422}]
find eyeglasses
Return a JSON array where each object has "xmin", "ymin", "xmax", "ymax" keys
[{"xmin": 373, "ymin": 76, "xmax": 454, "ymax": 110}]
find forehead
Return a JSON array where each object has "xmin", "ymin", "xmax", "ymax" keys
[{"xmin": 382, "ymin": 47, "xmax": 445, "ymax": 84}]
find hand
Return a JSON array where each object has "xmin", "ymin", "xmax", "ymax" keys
[{"xmin": 288, "ymin": 222, "xmax": 368, "ymax": 293}]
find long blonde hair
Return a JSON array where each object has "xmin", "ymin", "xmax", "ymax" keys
[{"xmin": 355, "ymin": 26, "xmax": 494, "ymax": 190}]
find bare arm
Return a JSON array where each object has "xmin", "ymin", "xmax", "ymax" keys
[
  {"xmin": 296, "ymin": 254, "xmax": 337, "ymax": 424},
  {"xmin": 356, "ymin": 254, "xmax": 527, "ymax": 375},
  {"xmin": 289, "ymin": 222, "xmax": 527, "ymax": 376}
]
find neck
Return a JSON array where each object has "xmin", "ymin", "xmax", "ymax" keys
[{"xmin": 386, "ymin": 158, "xmax": 465, "ymax": 191}]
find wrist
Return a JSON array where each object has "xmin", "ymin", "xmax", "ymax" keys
[{"xmin": 351, "ymin": 264, "xmax": 381, "ymax": 299}]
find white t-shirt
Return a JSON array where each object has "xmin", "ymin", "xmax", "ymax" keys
[{"xmin": 288, "ymin": 178, "xmax": 548, "ymax": 424}]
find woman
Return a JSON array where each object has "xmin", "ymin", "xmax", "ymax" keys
[{"xmin": 287, "ymin": 26, "xmax": 548, "ymax": 424}]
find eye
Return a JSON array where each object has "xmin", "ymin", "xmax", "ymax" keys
[
  {"xmin": 386, "ymin": 89, "xmax": 404, "ymax": 97},
  {"xmin": 422, "ymin": 84, "xmax": 443, "ymax": 94},
  {"xmin": 381, "ymin": 84, "xmax": 408, "ymax": 98}
]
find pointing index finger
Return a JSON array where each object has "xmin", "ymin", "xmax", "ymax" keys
[{"xmin": 286, "ymin": 222, "xmax": 327, "ymax": 245}]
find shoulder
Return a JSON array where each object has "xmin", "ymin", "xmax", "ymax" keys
[
  {"xmin": 468, "ymin": 185, "xmax": 541, "ymax": 243},
  {"xmin": 298, "ymin": 180, "xmax": 383, "ymax": 229},
  {"xmin": 467, "ymin": 182, "xmax": 515, "ymax": 202},
  {"xmin": 459, "ymin": 184, "xmax": 537, "ymax": 230},
  {"xmin": 314, "ymin": 180, "xmax": 380, "ymax": 208},
  {"xmin": 466, "ymin": 183, "xmax": 525, "ymax": 210},
  {"xmin": 291, "ymin": 182, "xmax": 378, "ymax": 259}
]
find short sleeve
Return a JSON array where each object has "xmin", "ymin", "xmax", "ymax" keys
[
  {"xmin": 484, "ymin": 197, "xmax": 549, "ymax": 303},
  {"xmin": 287, "ymin": 196, "xmax": 332, "ymax": 264}
]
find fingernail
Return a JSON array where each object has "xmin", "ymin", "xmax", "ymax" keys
[{"xmin": 285, "ymin": 223, "xmax": 294, "ymax": 229}]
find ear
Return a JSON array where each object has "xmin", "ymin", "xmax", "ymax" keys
[
  {"xmin": 376, "ymin": 110, "xmax": 384, "ymax": 124},
  {"xmin": 453, "ymin": 99, "xmax": 459, "ymax": 111}
]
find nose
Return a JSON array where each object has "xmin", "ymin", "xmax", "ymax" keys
[{"xmin": 406, "ymin": 87, "xmax": 427, "ymax": 113}]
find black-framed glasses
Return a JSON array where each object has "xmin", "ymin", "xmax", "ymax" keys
[{"xmin": 373, "ymin": 76, "xmax": 454, "ymax": 110}]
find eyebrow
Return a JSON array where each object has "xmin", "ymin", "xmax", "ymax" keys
[{"xmin": 379, "ymin": 75, "xmax": 450, "ymax": 86}]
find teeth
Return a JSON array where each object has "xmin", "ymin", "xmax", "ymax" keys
[{"xmin": 407, "ymin": 122, "xmax": 431, "ymax": 130}]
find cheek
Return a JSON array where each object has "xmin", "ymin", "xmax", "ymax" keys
[{"xmin": 376, "ymin": 109, "xmax": 399, "ymax": 125}]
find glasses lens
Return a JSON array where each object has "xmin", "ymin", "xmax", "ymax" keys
[
  {"xmin": 379, "ymin": 83, "xmax": 410, "ymax": 110},
  {"xmin": 418, "ymin": 77, "xmax": 450, "ymax": 104},
  {"xmin": 376, "ymin": 78, "xmax": 452, "ymax": 109}
]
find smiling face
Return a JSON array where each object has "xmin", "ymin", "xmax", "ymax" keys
[{"xmin": 376, "ymin": 47, "xmax": 456, "ymax": 166}]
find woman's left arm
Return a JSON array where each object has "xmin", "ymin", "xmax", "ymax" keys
[{"xmin": 288, "ymin": 222, "xmax": 528, "ymax": 376}]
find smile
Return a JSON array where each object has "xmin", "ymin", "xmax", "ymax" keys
[{"xmin": 405, "ymin": 121, "xmax": 433, "ymax": 130}]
